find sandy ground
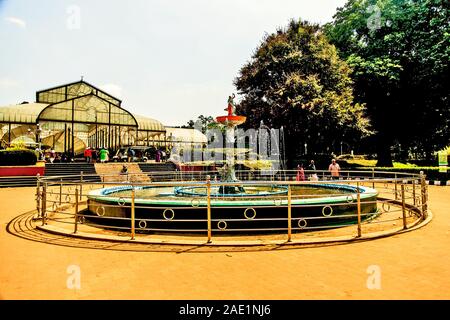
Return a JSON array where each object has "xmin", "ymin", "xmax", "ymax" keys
[{"xmin": 0, "ymin": 185, "xmax": 449, "ymax": 300}]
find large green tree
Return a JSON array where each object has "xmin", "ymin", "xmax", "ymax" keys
[
  {"xmin": 325, "ymin": 0, "xmax": 450, "ymax": 166},
  {"xmin": 234, "ymin": 20, "xmax": 371, "ymax": 164}
]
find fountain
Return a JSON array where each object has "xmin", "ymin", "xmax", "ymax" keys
[
  {"xmin": 216, "ymin": 93, "xmax": 246, "ymax": 194},
  {"xmin": 85, "ymin": 96, "xmax": 379, "ymax": 234}
]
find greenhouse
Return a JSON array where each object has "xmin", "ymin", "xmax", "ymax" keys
[{"xmin": 0, "ymin": 80, "xmax": 202, "ymax": 154}]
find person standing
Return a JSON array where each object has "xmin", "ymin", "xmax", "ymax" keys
[
  {"xmin": 127, "ymin": 148, "xmax": 135, "ymax": 162},
  {"xmin": 308, "ymin": 160, "xmax": 316, "ymax": 171},
  {"xmin": 49, "ymin": 149, "xmax": 56, "ymax": 163},
  {"xmin": 99, "ymin": 147, "xmax": 109, "ymax": 163},
  {"xmin": 84, "ymin": 147, "xmax": 92, "ymax": 163},
  {"xmin": 308, "ymin": 159, "xmax": 318, "ymax": 180},
  {"xmin": 296, "ymin": 163, "xmax": 305, "ymax": 181},
  {"xmin": 328, "ymin": 159, "xmax": 341, "ymax": 180},
  {"xmin": 92, "ymin": 148, "xmax": 98, "ymax": 163}
]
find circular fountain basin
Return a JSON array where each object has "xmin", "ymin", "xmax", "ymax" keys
[{"xmin": 85, "ymin": 183, "xmax": 378, "ymax": 233}]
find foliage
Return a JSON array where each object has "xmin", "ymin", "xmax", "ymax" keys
[
  {"xmin": 7, "ymin": 138, "xmax": 27, "ymax": 150},
  {"xmin": 234, "ymin": 19, "xmax": 372, "ymax": 166},
  {"xmin": 236, "ymin": 159, "xmax": 274, "ymax": 170},
  {"xmin": 325, "ymin": 0, "xmax": 450, "ymax": 166},
  {"xmin": 0, "ymin": 149, "xmax": 38, "ymax": 166},
  {"xmin": 184, "ymin": 115, "xmax": 215, "ymax": 134},
  {"xmin": 352, "ymin": 166, "xmax": 450, "ymax": 181},
  {"xmin": 182, "ymin": 159, "xmax": 274, "ymax": 171},
  {"xmin": 345, "ymin": 159, "xmax": 421, "ymax": 168}
]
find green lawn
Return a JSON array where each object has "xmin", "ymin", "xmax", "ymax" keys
[{"xmin": 345, "ymin": 159, "xmax": 447, "ymax": 170}]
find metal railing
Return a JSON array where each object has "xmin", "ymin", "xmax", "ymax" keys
[{"xmin": 34, "ymin": 170, "xmax": 429, "ymax": 243}]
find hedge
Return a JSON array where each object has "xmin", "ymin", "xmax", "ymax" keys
[
  {"xmin": 353, "ymin": 167, "xmax": 450, "ymax": 182},
  {"xmin": 293, "ymin": 158, "xmax": 449, "ymax": 181},
  {"xmin": 0, "ymin": 149, "xmax": 37, "ymax": 166}
]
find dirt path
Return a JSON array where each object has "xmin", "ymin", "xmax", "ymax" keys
[{"xmin": 0, "ymin": 186, "xmax": 449, "ymax": 299}]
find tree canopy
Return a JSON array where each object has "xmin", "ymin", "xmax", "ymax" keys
[
  {"xmin": 234, "ymin": 20, "xmax": 371, "ymax": 163},
  {"xmin": 184, "ymin": 115, "xmax": 215, "ymax": 133},
  {"xmin": 325, "ymin": 0, "xmax": 450, "ymax": 166}
]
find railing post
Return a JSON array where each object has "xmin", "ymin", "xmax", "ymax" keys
[
  {"xmin": 131, "ymin": 187, "xmax": 135, "ymax": 240},
  {"xmin": 401, "ymin": 184, "xmax": 407, "ymax": 230},
  {"xmin": 59, "ymin": 178, "xmax": 62, "ymax": 205},
  {"xmin": 36, "ymin": 173, "xmax": 41, "ymax": 216},
  {"xmin": 394, "ymin": 174, "xmax": 398, "ymax": 200},
  {"xmin": 356, "ymin": 181, "xmax": 361, "ymax": 237},
  {"xmin": 41, "ymin": 183, "xmax": 47, "ymax": 226},
  {"xmin": 207, "ymin": 177, "xmax": 212, "ymax": 243},
  {"xmin": 287, "ymin": 184, "xmax": 292, "ymax": 242},
  {"xmin": 420, "ymin": 171, "xmax": 427, "ymax": 220},
  {"xmin": 371, "ymin": 168, "xmax": 375, "ymax": 189},
  {"xmin": 412, "ymin": 178, "xmax": 416, "ymax": 206},
  {"xmin": 80, "ymin": 171, "xmax": 83, "ymax": 201},
  {"xmin": 74, "ymin": 188, "xmax": 79, "ymax": 234}
]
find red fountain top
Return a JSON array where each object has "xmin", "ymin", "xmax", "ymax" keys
[{"xmin": 216, "ymin": 93, "xmax": 246, "ymax": 126}]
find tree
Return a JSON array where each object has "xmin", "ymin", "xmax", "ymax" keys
[
  {"xmin": 183, "ymin": 115, "xmax": 215, "ymax": 133},
  {"xmin": 234, "ymin": 20, "xmax": 371, "ymax": 165},
  {"xmin": 325, "ymin": 0, "xmax": 450, "ymax": 166}
]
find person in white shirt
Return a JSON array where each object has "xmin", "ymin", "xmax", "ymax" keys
[{"xmin": 328, "ymin": 159, "xmax": 341, "ymax": 180}]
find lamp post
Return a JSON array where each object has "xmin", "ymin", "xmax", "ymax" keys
[{"xmin": 304, "ymin": 143, "xmax": 307, "ymax": 155}]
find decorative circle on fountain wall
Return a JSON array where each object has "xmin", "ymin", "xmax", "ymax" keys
[
  {"xmin": 346, "ymin": 195, "xmax": 355, "ymax": 203},
  {"xmin": 244, "ymin": 208, "xmax": 256, "ymax": 220},
  {"xmin": 118, "ymin": 197, "xmax": 126, "ymax": 206},
  {"xmin": 298, "ymin": 218, "xmax": 308, "ymax": 229},
  {"xmin": 322, "ymin": 206, "xmax": 333, "ymax": 217},
  {"xmin": 138, "ymin": 220, "xmax": 147, "ymax": 229},
  {"xmin": 217, "ymin": 220, "xmax": 227, "ymax": 230},
  {"xmin": 163, "ymin": 208, "xmax": 175, "ymax": 220},
  {"xmin": 96, "ymin": 206, "xmax": 105, "ymax": 216},
  {"xmin": 191, "ymin": 199, "xmax": 200, "ymax": 207}
]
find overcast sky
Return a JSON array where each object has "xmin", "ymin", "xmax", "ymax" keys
[{"xmin": 0, "ymin": 0, "xmax": 347, "ymax": 126}]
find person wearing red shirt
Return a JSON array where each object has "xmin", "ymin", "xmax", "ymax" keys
[
  {"xmin": 296, "ymin": 163, "xmax": 305, "ymax": 181},
  {"xmin": 84, "ymin": 147, "xmax": 92, "ymax": 163}
]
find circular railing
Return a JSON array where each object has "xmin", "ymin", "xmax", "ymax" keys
[{"xmin": 33, "ymin": 170, "xmax": 430, "ymax": 245}]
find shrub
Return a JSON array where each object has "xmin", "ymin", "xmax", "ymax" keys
[
  {"xmin": 0, "ymin": 149, "xmax": 37, "ymax": 166},
  {"xmin": 353, "ymin": 167, "xmax": 449, "ymax": 182}
]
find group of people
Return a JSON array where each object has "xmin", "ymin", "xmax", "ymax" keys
[
  {"xmin": 155, "ymin": 149, "xmax": 167, "ymax": 162},
  {"xmin": 295, "ymin": 158, "xmax": 341, "ymax": 181},
  {"xmin": 84, "ymin": 147, "xmax": 110, "ymax": 163},
  {"xmin": 41, "ymin": 149, "xmax": 71, "ymax": 163}
]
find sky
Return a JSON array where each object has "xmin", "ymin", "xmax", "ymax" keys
[{"xmin": 0, "ymin": 0, "xmax": 347, "ymax": 126}]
